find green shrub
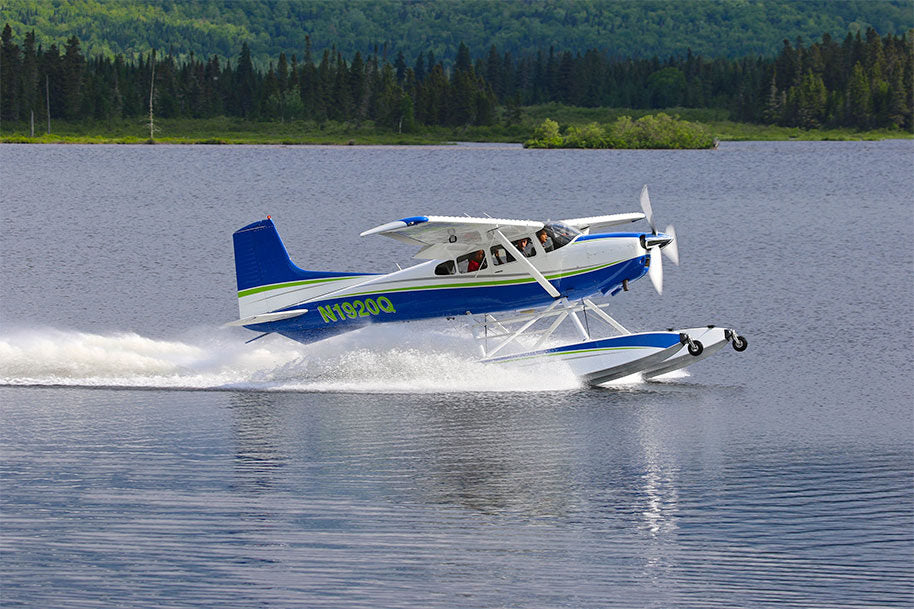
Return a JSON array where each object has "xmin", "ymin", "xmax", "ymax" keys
[
  {"xmin": 525, "ymin": 113, "xmax": 715, "ymax": 149},
  {"xmin": 523, "ymin": 118, "xmax": 563, "ymax": 148},
  {"xmin": 610, "ymin": 113, "xmax": 714, "ymax": 149},
  {"xmin": 564, "ymin": 122, "xmax": 607, "ymax": 148}
]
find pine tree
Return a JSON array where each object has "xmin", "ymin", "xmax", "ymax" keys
[
  {"xmin": 349, "ymin": 51, "xmax": 367, "ymax": 121},
  {"xmin": 235, "ymin": 42, "xmax": 256, "ymax": 117},
  {"xmin": 331, "ymin": 51, "xmax": 352, "ymax": 120},
  {"xmin": 886, "ymin": 66, "xmax": 911, "ymax": 130},
  {"xmin": 413, "ymin": 52, "xmax": 426, "ymax": 84},
  {"xmin": 449, "ymin": 69, "xmax": 476, "ymax": 126},
  {"xmin": 20, "ymin": 30, "xmax": 39, "ymax": 125},
  {"xmin": 1, "ymin": 23, "xmax": 21, "ymax": 122},
  {"xmin": 846, "ymin": 62, "xmax": 871, "ymax": 128},
  {"xmin": 60, "ymin": 35, "xmax": 84, "ymax": 120},
  {"xmin": 795, "ymin": 69, "xmax": 827, "ymax": 128},
  {"xmin": 277, "ymin": 52, "xmax": 289, "ymax": 94},
  {"xmin": 485, "ymin": 45, "xmax": 502, "ymax": 99},
  {"xmin": 262, "ymin": 62, "xmax": 279, "ymax": 119},
  {"xmin": 393, "ymin": 51, "xmax": 406, "ymax": 85},
  {"xmin": 202, "ymin": 55, "xmax": 222, "ymax": 117},
  {"xmin": 455, "ymin": 42, "xmax": 472, "ymax": 75}
]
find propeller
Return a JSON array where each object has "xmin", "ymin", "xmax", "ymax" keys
[
  {"xmin": 664, "ymin": 224, "xmax": 679, "ymax": 265},
  {"xmin": 648, "ymin": 238, "xmax": 664, "ymax": 294},
  {"xmin": 639, "ymin": 185, "xmax": 679, "ymax": 295},
  {"xmin": 639, "ymin": 184, "xmax": 655, "ymax": 233}
]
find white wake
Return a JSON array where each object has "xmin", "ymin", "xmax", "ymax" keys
[{"xmin": 0, "ymin": 325, "xmax": 583, "ymax": 393}]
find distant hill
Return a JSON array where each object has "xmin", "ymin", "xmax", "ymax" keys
[{"xmin": 1, "ymin": 0, "xmax": 912, "ymax": 66}]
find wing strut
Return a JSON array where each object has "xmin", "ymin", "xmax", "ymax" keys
[{"xmin": 492, "ymin": 229, "xmax": 561, "ymax": 298}]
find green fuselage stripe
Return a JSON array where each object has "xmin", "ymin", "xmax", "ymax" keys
[
  {"xmin": 237, "ymin": 275, "xmax": 363, "ymax": 298},
  {"xmin": 340, "ymin": 260, "xmax": 623, "ymax": 298},
  {"xmin": 237, "ymin": 259, "xmax": 624, "ymax": 299}
]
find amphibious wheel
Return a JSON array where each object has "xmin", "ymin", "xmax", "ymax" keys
[
  {"xmin": 732, "ymin": 335, "xmax": 748, "ymax": 352},
  {"xmin": 688, "ymin": 340, "xmax": 704, "ymax": 356}
]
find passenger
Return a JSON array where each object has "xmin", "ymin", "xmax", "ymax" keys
[
  {"xmin": 467, "ymin": 249, "xmax": 486, "ymax": 272},
  {"xmin": 491, "ymin": 245, "xmax": 512, "ymax": 265},
  {"xmin": 537, "ymin": 229, "xmax": 554, "ymax": 252},
  {"xmin": 514, "ymin": 237, "xmax": 535, "ymax": 258}
]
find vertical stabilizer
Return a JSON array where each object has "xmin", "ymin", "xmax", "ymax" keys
[
  {"xmin": 233, "ymin": 218, "xmax": 308, "ymax": 292},
  {"xmin": 232, "ymin": 218, "xmax": 373, "ymax": 319}
]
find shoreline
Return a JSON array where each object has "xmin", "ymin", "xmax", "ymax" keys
[{"xmin": 1, "ymin": 117, "xmax": 910, "ymax": 147}]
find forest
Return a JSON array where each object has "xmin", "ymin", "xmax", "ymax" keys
[
  {"xmin": 1, "ymin": 0, "xmax": 911, "ymax": 67},
  {"xmin": 1, "ymin": 25, "xmax": 912, "ymax": 134}
]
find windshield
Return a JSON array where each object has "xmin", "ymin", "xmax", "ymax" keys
[{"xmin": 543, "ymin": 222, "xmax": 580, "ymax": 250}]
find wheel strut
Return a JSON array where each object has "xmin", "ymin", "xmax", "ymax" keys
[
  {"xmin": 679, "ymin": 333, "xmax": 704, "ymax": 357},
  {"xmin": 725, "ymin": 329, "xmax": 748, "ymax": 352}
]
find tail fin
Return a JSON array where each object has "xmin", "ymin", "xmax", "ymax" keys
[{"xmin": 232, "ymin": 218, "xmax": 355, "ymax": 292}]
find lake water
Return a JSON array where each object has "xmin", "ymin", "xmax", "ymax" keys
[{"xmin": 1, "ymin": 141, "xmax": 912, "ymax": 608}]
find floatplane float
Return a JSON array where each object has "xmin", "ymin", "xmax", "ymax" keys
[{"xmin": 229, "ymin": 186, "xmax": 747, "ymax": 385}]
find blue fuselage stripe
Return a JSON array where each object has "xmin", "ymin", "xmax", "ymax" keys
[{"xmin": 249, "ymin": 257, "xmax": 648, "ymax": 343}]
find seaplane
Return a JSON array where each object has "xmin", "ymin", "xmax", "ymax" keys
[{"xmin": 228, "ymin": 186, "xmax": 747, "ymax": 385}]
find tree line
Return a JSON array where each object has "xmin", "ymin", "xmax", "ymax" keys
[{"xmin": 1, "ymin": 24, "xmax": 911, "ymax": 132}]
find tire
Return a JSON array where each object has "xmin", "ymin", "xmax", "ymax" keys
[
  {"xmin": 688, "ymin": 340, "xmax": 704, "ymax": 356},
  {"xmin": 732, "ymin": 335, "xmax": 748, "ymax": 352}
]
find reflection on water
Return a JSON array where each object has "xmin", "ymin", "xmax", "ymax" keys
[
  {"xmin": 637, "ymin": 417, "xmax": 680, "ymax": 539},
  {"xmin": 229, "ymin": 393, "xmax": 290, "ymax": 494}
]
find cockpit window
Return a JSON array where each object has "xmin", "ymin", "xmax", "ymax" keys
[{"xmin": 543, "ymin": 222, "xmax": 580, "ymax": 250}]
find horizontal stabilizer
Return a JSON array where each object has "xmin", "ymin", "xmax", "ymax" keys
[{"xmin": 225, "ymin": 308, "xmax": 309, "ymax": 327}]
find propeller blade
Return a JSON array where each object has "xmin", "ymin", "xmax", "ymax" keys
[
  {"xmin": 648, "ymin": 246, "xmax": 663, "ymax": 295},
  {"xmin": 662, "ymin": 224, "xmax": 679, "ymax": 266},
  {"xmin": 639, "ymin": 184, "xmax": 656, "ymax": 234}
]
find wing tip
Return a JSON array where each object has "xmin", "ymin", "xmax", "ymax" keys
[{"xmin": 360, "ymin": 216, "xmax": 429, "ymax": 237}]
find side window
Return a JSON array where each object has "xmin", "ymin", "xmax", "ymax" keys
[
  {"xmin": 435, "ymin": 260, "xmax": 456, "ymax": 275},
  {"xmin": 490, "ymin": 244, "xmax": 515, "ymax": 266},
  {"xmin": 457, "ymin": 250, "xmax": 488, "ymax": 273},
  {"xmin": 512, "ymin": 236, "xmax": 536, "ymax": 258}
]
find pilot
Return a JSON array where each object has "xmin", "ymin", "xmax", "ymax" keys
[
  {"xmin": 514, "ymin": 237, "xmax": 535, "ymax": 258},
  {"xmin": 537, "ymin": 229, "xmax": 554, "ymax": 252},
  {"xmin": 467, "ymin": 249, "xmax": 486, "ymax": 272}
]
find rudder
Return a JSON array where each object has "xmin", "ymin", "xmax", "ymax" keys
[{"xmin": 232, "ymin": 218, "xmax": 355, "ymax": 292}]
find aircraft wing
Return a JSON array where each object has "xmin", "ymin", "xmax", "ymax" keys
[
  {"xmin": 361, "ymin": 215, "xmax": 544, "ymax": 259},
  {"xmin": 559, "ymin": 212, "xmax": 645, "ymax": 234}
]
